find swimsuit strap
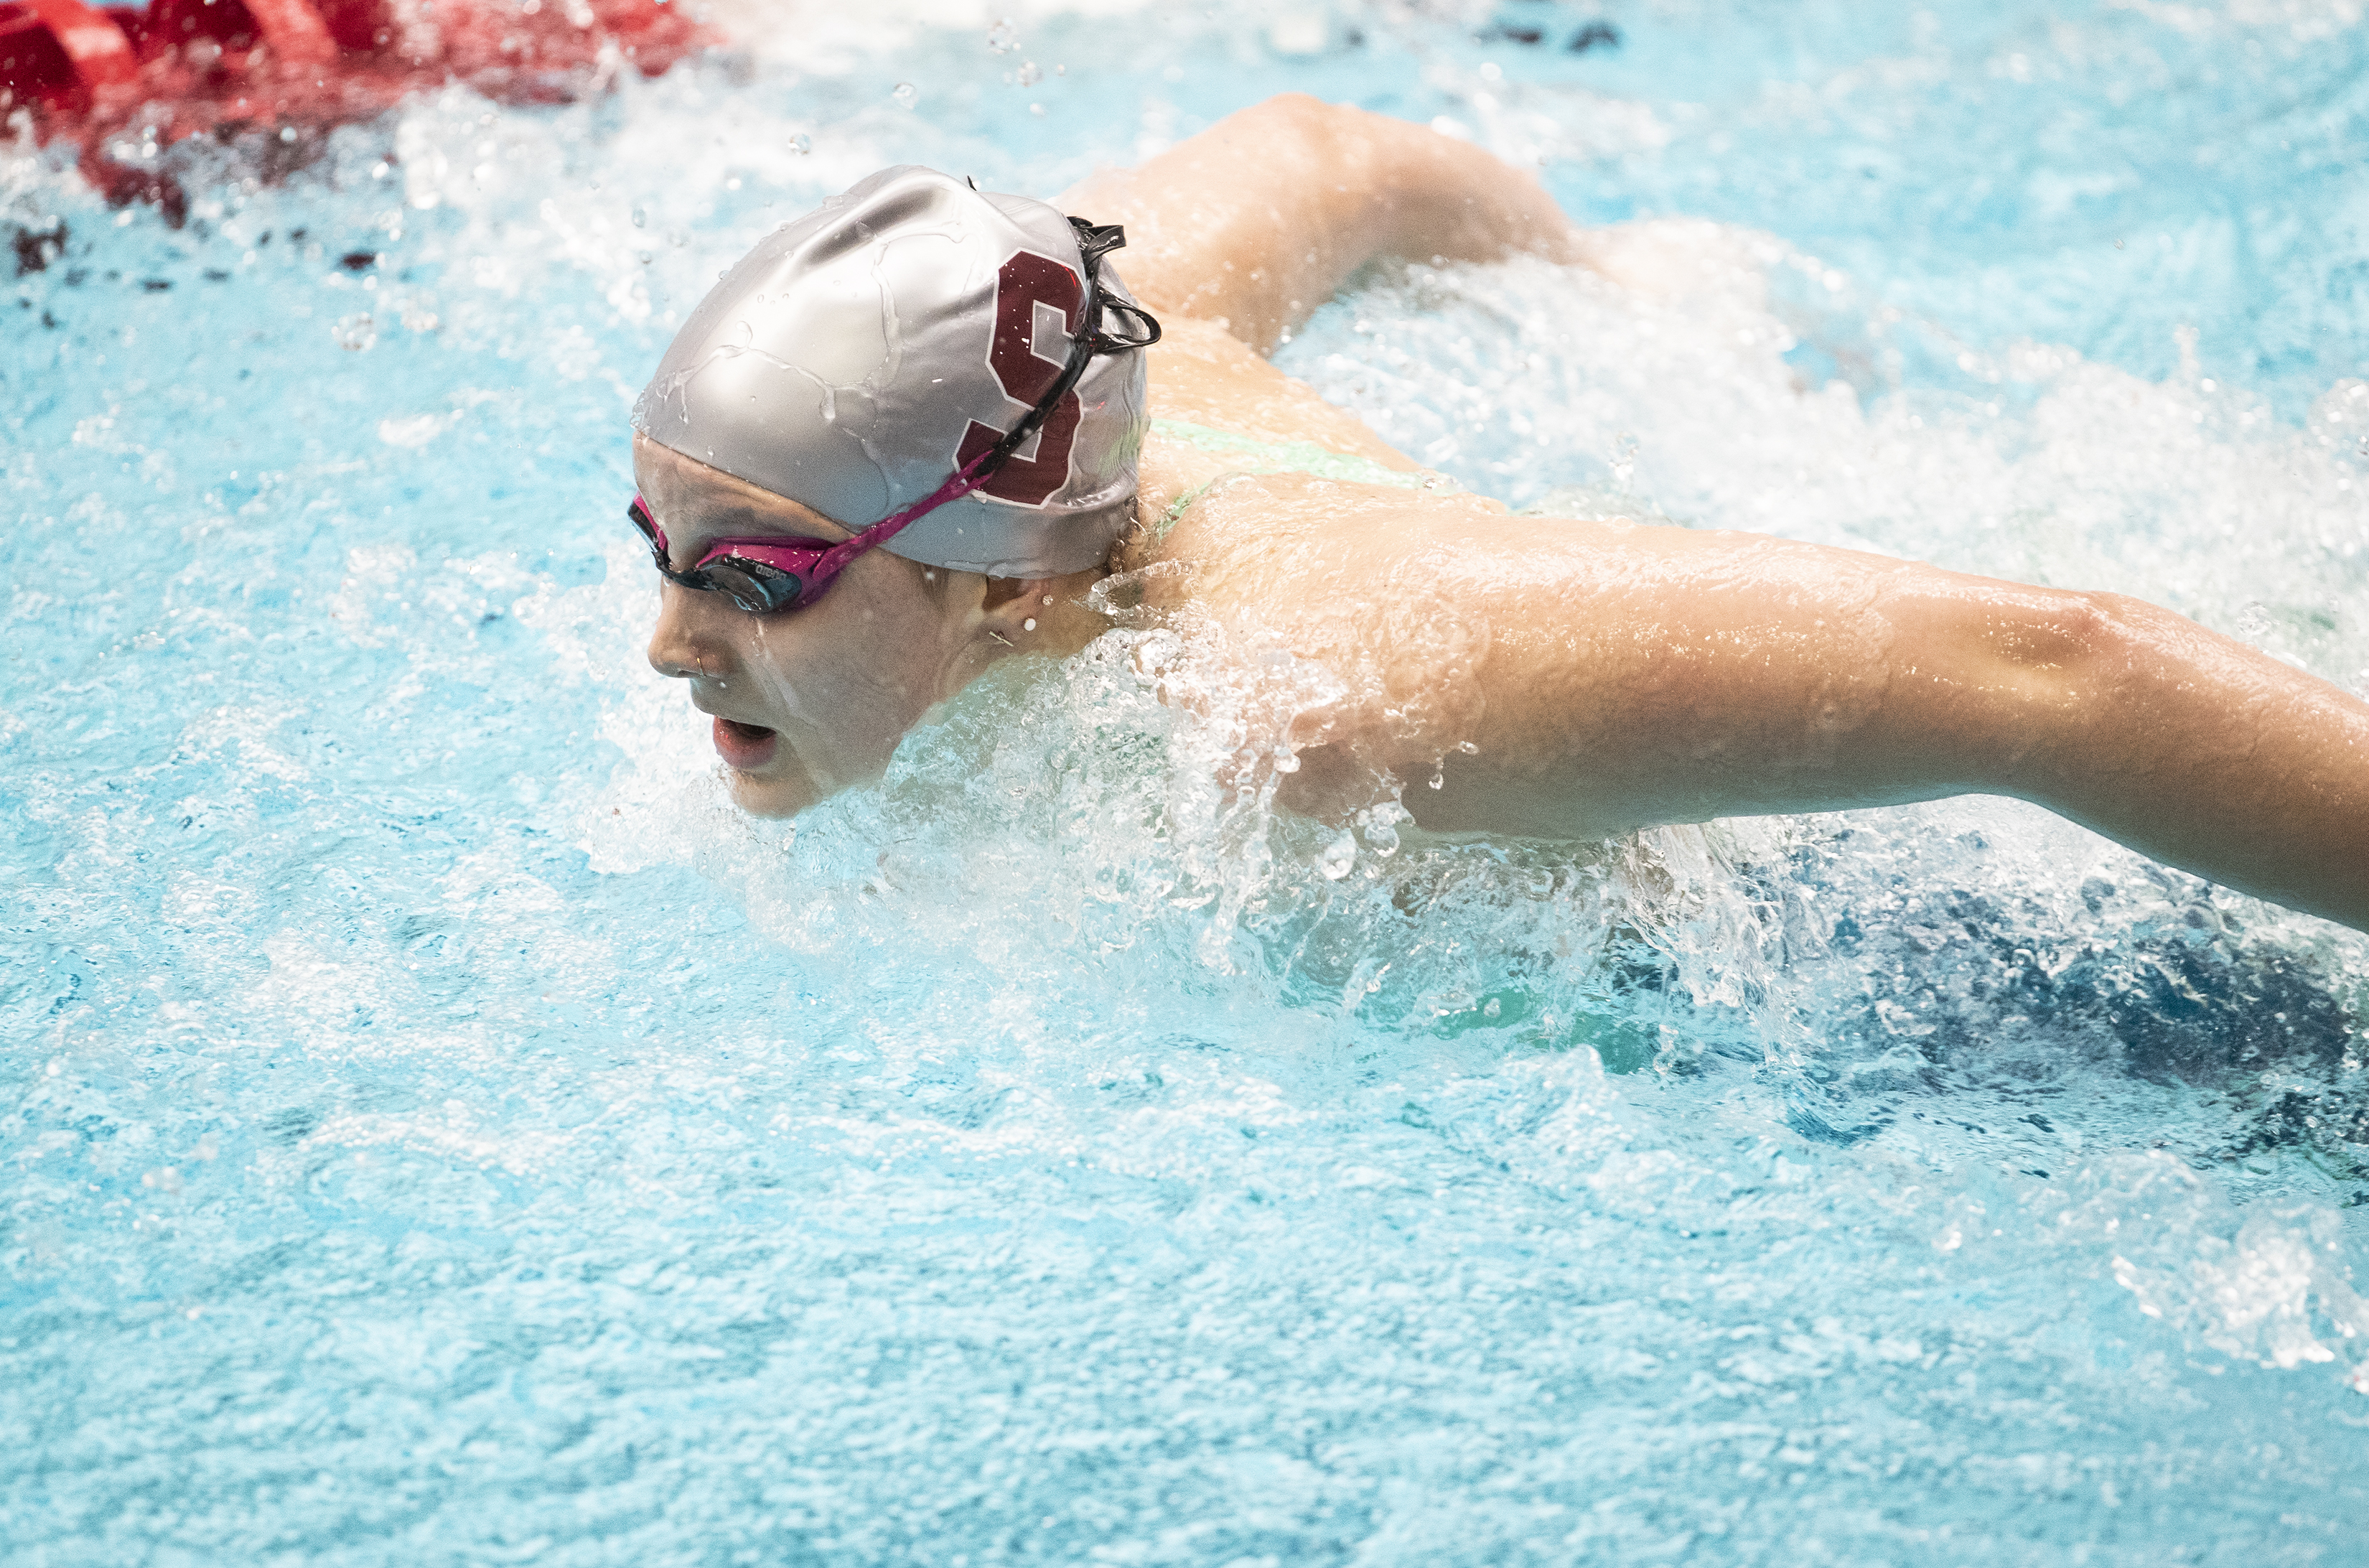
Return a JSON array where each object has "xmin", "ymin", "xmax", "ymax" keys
[{"xmin": 1149, "ymin": 418, "xmax": 1441, "ymax": 490}]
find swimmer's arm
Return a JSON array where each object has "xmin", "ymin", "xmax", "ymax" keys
[
  {"xmin": 1962, "ymin": 592, "xmax": 2369, "ymax": 932},
  {"xmin": 1064, "ymin": 94, "xmax": 1580, "ymax": 353},
  {"xmin": 1270, "ymin": 514, "xmax": 2369, "ymax": 931}
]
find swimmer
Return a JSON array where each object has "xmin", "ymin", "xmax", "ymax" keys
[{"xmin": 632, "ymin": 95, "xmax": 2369, "ymax": 933}]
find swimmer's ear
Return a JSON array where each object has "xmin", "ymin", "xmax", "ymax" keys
[
  {"xmin": 974, "ymin": 577, "xmax": 1065, "ymax": 648},
  {"xmin": 979, "ymin": 577, "xmax": 1032, "ymax": 611}
]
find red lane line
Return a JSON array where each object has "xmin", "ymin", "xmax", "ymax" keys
[{"xmin": 21, "ymin": 0, "xmax": 134, "ymax": 83}]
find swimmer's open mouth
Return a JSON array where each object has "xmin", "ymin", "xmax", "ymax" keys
[{"xmin": 711, "ymin": 717, "xmax": 780, "ymax": 770}]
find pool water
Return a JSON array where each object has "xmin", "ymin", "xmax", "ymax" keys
[{"xmin": 6, "ymin": 0, "xmax": 2369, "ymax": 1561}]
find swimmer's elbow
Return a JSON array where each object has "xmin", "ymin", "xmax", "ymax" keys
[
  {"xmin": 1227, "ymin": 94, "xmax": 1345, "ymax": 159},
  {"xmin": 1230, "ymin": 95, "xmax": 1396, "ymax": 185},
  {"xmin": 1247, "ymin": 92, "xmax": 1334, "ymax": 127},
  {"xmin": 2009, "ymin": 589, "xmax": 2140, "ymax": 686},
  {"xmin": 1984, "ymin": 589, "xmax": 2164, "ymax": 796},
  {"xmin": 1890, "ymin": 580, "xmax": 2146, "ymax": 795}
]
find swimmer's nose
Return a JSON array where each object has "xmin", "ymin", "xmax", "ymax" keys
[
  {"xmin": 649, "ymin": 646, "xmax": 706, "ymax": 680},
  {"xmin": 647, "ymin": 585, "xmax": 725, "ymax": 683}
]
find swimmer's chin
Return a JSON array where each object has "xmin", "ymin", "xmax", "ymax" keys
[{"xmin": 721, "ymin": 747, "xmax": 833, "ymax": 819}]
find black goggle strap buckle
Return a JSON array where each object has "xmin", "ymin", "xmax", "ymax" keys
[
  {"xmin": 968, "ymin": 218, "xmax": 1166, "ymax": 483},
  {"xmin": 1064, "ymin": 216, "xmax": 1164, "ymax": 355}
]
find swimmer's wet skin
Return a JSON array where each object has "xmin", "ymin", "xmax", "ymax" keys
[{"xmin": 635, "ymin": 93, "xmax": 2369, "ymax": 935}]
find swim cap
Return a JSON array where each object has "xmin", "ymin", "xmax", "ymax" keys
[{"xmin": 632, "ymin": 166, "xmax": 1151, "ymax": 578}]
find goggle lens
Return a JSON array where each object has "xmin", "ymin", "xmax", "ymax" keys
[
  {"xmin": 629, "ymin": 496, "xmax": 821, "ymax": 615},
  {"xmin": 705, "ymin": 560, "xmax": 804, "ymax": 615}
]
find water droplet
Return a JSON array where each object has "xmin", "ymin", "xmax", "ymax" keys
[
  {"xmin": 788, "ymin": 134, "xmax": 811, "ymax": 155},
  {"xmin": 986, "ymin": 18, "xmax": 1018, "ymax": 52},
  {"xmin": 1317, "ymin": 829, "xmax": 1357, "ymax": 880},
  {"xmin": 1017, "ymin": 60, "xmax": 1040, "ymax": 87},
  {"xmin": 630, "ymin": 206, "xmax": 646, "ymax": 228},
  {"xmin": 1022, "ymin": 618, "xmax": 1037, "ymax": 632},
  {"xmin": 892, "ymin": 82, "xmax": 919, "ymax": 110},
  {"xmin": 1427, "ymin": 762, "xmax": 1445, "ymax": 790}
]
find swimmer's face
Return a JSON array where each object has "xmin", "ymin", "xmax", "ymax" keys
[{"xmin": 635, "ymin": 435, "xmax": 1031, "ymax": 817}]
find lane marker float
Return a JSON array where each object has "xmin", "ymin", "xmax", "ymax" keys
[{"xmin": 1, "ymin": 0, "xmax": 711, "ymax": 218}]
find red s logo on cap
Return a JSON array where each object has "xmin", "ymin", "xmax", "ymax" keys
[{"xmin": 957, "ymin": 251, "xmax": 1083, "ymax": 508}]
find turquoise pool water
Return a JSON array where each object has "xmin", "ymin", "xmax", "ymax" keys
[{"xmin": 6, "ymin": 1, "xmax": 2369, "ymax": 1561}]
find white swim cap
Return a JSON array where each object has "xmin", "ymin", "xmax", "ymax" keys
[{"xmin": 632, "ymin": 166, "xmax": 1154, "ymax": 578}]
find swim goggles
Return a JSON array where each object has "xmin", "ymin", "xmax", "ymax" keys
[{"xmin": 630, "ymin": 217, "xmax": 1160, "ymax": 616}]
